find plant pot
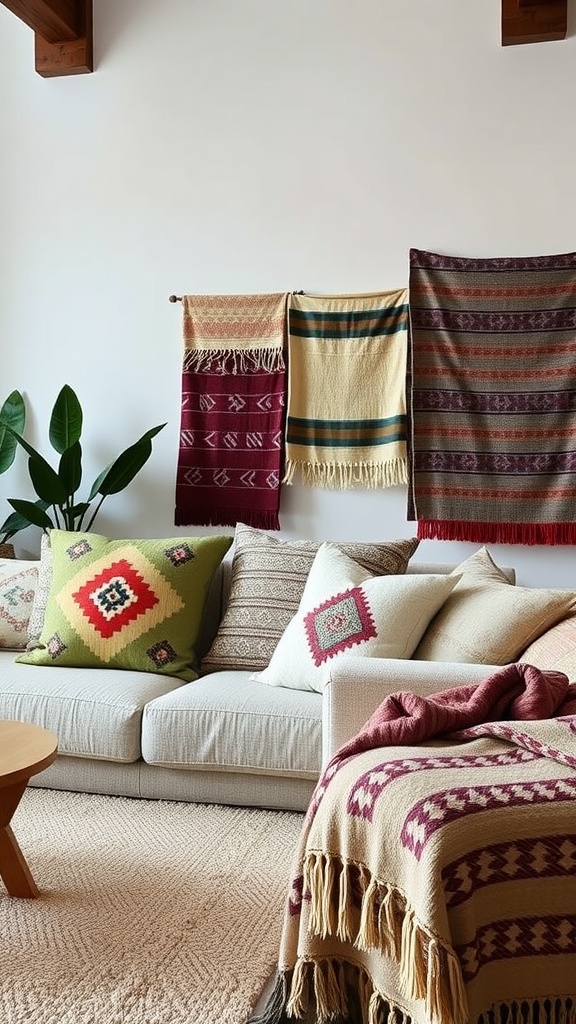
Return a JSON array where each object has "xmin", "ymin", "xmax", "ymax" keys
[{"xmin": 0, "ymin": 543, "xmax": 15, "ymax": 558}]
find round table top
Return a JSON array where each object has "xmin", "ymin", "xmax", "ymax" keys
[{"xmin": 0, "ymin": 719, "xmax": 58, "ymax": 787}]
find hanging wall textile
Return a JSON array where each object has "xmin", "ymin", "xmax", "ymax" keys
[
  {"xmin": 284, "ymin": 290, "xmax": 409, "ymax": 488},
  {"xmin": 408, "ymin": 248, "xmax": 576, "ymax": 544},
  {"xmin": 174, "ymin": 293, "xmax": 288, "ymax": 530}
]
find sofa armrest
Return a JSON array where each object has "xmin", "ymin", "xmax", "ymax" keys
[{"xmin": 321, "ymin": 657, "xmax": 503, "ymax": 765}]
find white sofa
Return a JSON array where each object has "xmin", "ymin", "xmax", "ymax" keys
[{"xmin": 0, "ymin": 554, "xmax": 519, "ymax": 813}]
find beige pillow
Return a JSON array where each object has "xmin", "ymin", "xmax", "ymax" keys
[
  {"xmin": 413, "ymin": 546, "xmax": 576, "ymax": 664},
  {"xmin": 252, "ymin": 543, "xmax": 459, "ymax": 692},
  {"xmin": 0, "ymin": 558, "xmax": 39, "ymax": 650},
  {"xmin": 200, "ymin": 523, "xmax": 420, "ymax": 674},
  {"xmin": 519, "ymin": 615, "xmax": 576, "ymax": 682}
]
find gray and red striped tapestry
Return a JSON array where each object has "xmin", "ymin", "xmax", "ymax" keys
[{"xmin": 407, "ymin": 248, "xmax": 576, "ymax": 545}]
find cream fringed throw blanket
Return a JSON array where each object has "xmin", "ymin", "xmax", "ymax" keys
[
  {"xmin": 284, "ymin": 291, "xmax": 409, "ymax": 489},
  {"xmin": 252, "ymin": 664, "xmax": 576, "ymax": 1024}
]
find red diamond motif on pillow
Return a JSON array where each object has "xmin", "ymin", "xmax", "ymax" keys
[
  {"xmin": 72, "ymin": 559, "xmax": 159, "ymax": 639},
  {"xmin": 304, "ymin": 587, "xmax": 377, "ymax": 667}
]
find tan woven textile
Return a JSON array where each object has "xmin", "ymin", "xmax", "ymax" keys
[
  {"xmin": 284, "ymin": 290, "xmax": 408, "ymax": 489},
  {"xmin": 264, "ymin": 673, "xmax": 576, "ymax": 1024}
]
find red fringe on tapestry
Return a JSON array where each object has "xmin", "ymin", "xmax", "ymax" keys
[{"xmin": 417, "ymin": 521, "xmax": 576, "ymax": 546}]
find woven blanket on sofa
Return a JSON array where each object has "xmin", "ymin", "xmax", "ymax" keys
[
  {"xmin": 407, "ymin": 248, "xmax": 576, "ymax": 545},
  {"xmin": 254, "ymin": 664, "xmax": 576, "ymax": 1024}
]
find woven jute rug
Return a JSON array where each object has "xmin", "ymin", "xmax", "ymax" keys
[{"xmin": 1, "ymin": 787, "xmax": 303, "ymax": 1024}]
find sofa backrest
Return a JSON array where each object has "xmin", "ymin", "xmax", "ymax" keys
[{"xmin": 197, "ymin": 550, "xmax": 516, "ymax": 661}]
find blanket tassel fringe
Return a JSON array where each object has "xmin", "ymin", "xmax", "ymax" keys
[
  {"xmin": 304, "ymin": 852, "xmax": 469, "ymax": 1024},
  {"xmin": 250, "ymin": 963, "xmax": 576, "ymax": 1024},
  {"xmin": 283, "ymin": 459, "xmax": 407, "ymax": 490},
  {"xmin": 183, "ymin": 347, "xmax": 285, "ymax": 374},
  {"xmin": 174, "ymin": 508, "xmax": 280, "ymax": 530}
]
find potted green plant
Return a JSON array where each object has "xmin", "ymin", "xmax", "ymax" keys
[{"xmin": 0, "ymin": 385, "xmax": 166, "ymax": 545}]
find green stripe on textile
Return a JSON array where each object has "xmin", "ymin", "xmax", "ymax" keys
[
  {"xmin": 288, "ymin": 415, "xmax": 406, "ymax": 429},
  {"xmin": 290, "ymin": 304, "xmax": 408, "ymax": 340},
  {"xmin": 286, "ymin": 415, "xmax": 407, "ymax": 448}
]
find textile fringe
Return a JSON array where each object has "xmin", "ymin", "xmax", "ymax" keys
[
  {"xmin": 183, "ymin": 347, "xmax": 285, "ymax": 374},
  {"xmin": 174, "ymin": 508, "xmax": 280, "ymax": 531},
  {"xmin": 246, "ymin": 971, "xmax": 291, "ymax": 1024},
  {"xmin": 286, "ymin": 958, "xmax": 411, "ymax": 1024},
  {"xmin": 416, "ymin": 520, "xmax": 576, "ymax": 546},
  {"xmin": 477, "ymin": 997, "xmax": 576, "ymax": 1024},
  {"xmin": 304, "ymin": 852, "xmax": 468, "ymax": 1024},
  {"xmin": 283, "ymin": 458, "xmax": 407, "ymax": 489}
]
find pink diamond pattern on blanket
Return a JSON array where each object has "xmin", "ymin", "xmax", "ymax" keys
[
  {"xmin": 402, "ymin": 777, "xmax": 576, "ymax": 860},
  {"xmin": 346, "ymin": 749, "xmax": 538, "ymax": 822},
  {"xmin": 456, "ymin": 915, "xmax": 576, "ymax": 981},
  {"xmin": 442, "ymin": 834, "xmax": 576, "ymax": 908},
  {"xmin": 304, "ymin": 587, "xmax": 377, "ymax": 667}
]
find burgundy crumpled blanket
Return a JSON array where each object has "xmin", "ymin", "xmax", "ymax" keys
[{"xmin": 331, "ymin": 661, "xmax": 576, "ymax": 768}]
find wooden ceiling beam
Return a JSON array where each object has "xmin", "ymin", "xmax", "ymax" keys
[
  {"xmin": 0, "ymin": 0, "xmax": 93, "ymax": 76},
  {"xmin": 502, "ymin": 0, "xmax": 567, "ymax": 45},
  {"xmin": 0, "ymin": 0, "xmax": 78, "ymax": 42}
]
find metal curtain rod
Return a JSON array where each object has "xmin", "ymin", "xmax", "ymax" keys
[{"xmin": 168, "ymin": 291, "xmax": 305, "ymax": 303}]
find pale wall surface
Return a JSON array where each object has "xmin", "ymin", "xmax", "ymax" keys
[{"xmin": 1, "ymin": 0, "xmax": 576, "ymax": 586}]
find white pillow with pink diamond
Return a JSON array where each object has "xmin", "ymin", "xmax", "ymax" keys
[{"xmin": 251, "ymin": 542, "xmax": 460, "ymax": 693}]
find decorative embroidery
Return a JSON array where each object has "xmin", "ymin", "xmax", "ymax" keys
[
  {"xmin": 304, "ymin": 587, "xmax": 376, "ymax": 667},
  {"xmin": 72, "ymin": 560, "xmax": 159, "ymax": 640}
]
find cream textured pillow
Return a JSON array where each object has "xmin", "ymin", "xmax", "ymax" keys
[
  {"xmin": 201, "ymin": 523, "xmax": 420, "ymax": 674},
  {"xmin": 519, "ymin": 615, "xmax": 576, "ymax": 682},
  {"xmin": 413, "ymin": 546, "xmax": 576, "ymax": 664},
  {"xmin": 251, "ymin": 542, "xmax": 459, "ymax": 692},
  {"xmin": 0, "ymin": 558, "xmax": 38, "ymax": 650}
]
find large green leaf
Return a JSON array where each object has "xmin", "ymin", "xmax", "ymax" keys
[
  {"xmin": 49, "ymin": 385, "xmax": 83, "ymax": 455},
  {"xmin": 88, "ymin": 423, "xmax": 166, "ymax": 499},
  {"xmin": 7, "ymin": 498, "xmax": 54, "ymax": 531},
  {"xmin": 0, "ymin": 499, "xmax": 50, "ymax": 541},
  {"xmin": 0, "ymin": 391, "xmax": 25, "ymax": 474},
  {"xmin": 58, "ymin": 440, "xmax": 83, "ymax": 496},
  {"xmin": 27, "ymin": 452, "xmax": 68, "ymax": 505}
]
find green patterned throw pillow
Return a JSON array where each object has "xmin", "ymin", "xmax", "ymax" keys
[{"xmin": 17, "ymin": 530, "xmax": 232, "ymax": 680}]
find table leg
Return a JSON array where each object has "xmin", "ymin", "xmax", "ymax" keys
[{"xmin": 0, "ymin": 779, "xmax": 39, "ymax": 898}]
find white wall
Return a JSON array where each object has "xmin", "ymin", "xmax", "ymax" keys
[{"xmin": 1, "ymin": 0, "xmax": 576, "ymax": 585}]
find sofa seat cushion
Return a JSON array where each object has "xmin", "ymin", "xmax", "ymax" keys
[
  {"xmin": 141, "ymin": 671, "xmax": 322, "ymax": 779},
  {"xmin": 0, "ymin": 651, "xmax": 182, "ymax": 762}
]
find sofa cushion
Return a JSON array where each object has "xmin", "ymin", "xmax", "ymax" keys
[
  {"xmin": 414, "ymin": 546, "xmax": 576, "ymax": 664},
  {"xmin": 519, "ymin": 614, "xmax": 576, "ymax": 682},
  {"xmin": 18, "ymin": 530, "xmax": 232, "ymax": 681},
  {"xmin": 141, "ymin": 671, "xmax": 322, "ymax": 778},
  {"xmin": 0, "ymin": 650, "xmax": 181, "ymax": 762},
  {"xmin": 251, "ymin": 543, "xmax": 459, "ymax": 692},
  {"xmin": 201, "ymin": 523, "xmax": 420, "ymax": 674},
  {"xmin": 0, "ymin": 558, "xmax": 38, "ymax": 650}
]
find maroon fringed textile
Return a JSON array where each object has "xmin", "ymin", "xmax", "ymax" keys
[
  {"xmin": 174, "ymin": 294, "xmax": 287, "ymax": 530},
  {"xmin": 408, "ymin": 248, "xmax": 576, "ymax": 545}
]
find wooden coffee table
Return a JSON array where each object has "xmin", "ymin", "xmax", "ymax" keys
[{"xmin": 0, "ymin": 719, "xmax": 58, "ymax": 897}]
